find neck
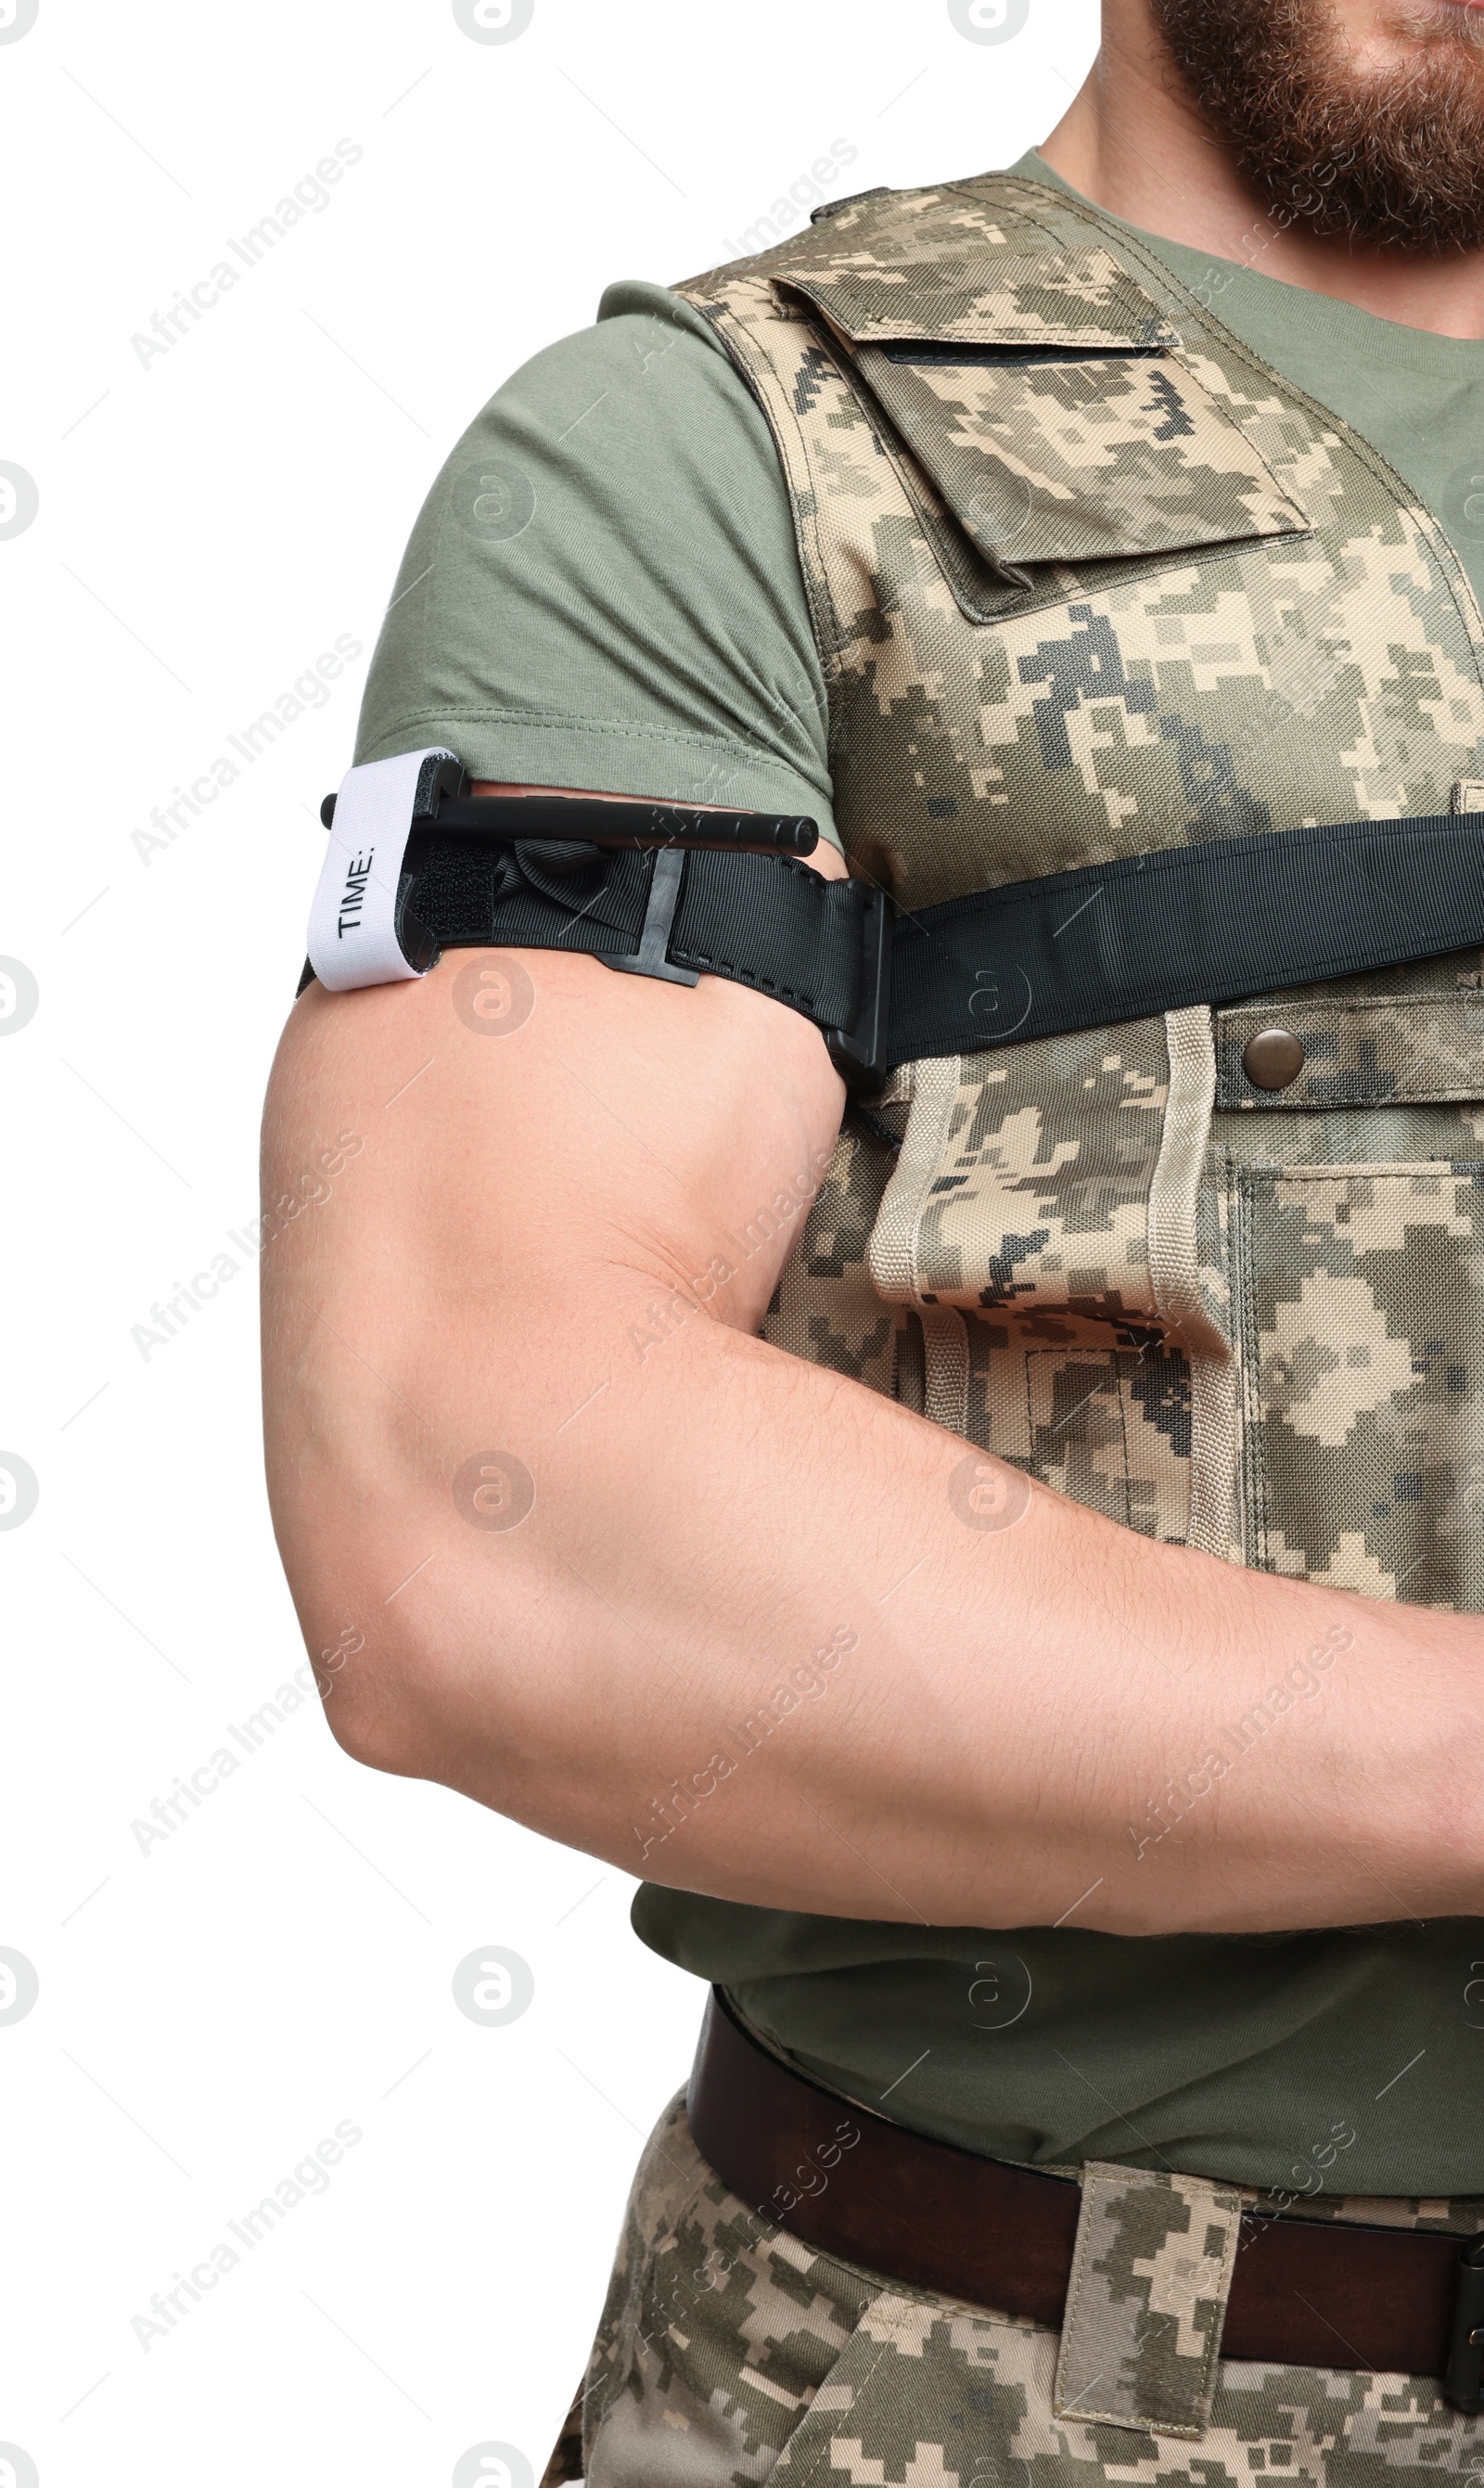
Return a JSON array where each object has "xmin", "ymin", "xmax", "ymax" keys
[{"xmin": 1039, "ymin": 0, "xmax": 1484, "ymax": 339}]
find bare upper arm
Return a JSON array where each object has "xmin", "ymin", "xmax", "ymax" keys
[{"xmin": 260, "ymin": 786, "xmax": 849, "ymax": 1611}]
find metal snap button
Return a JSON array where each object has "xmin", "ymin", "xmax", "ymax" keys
[{"xmin": 1242, "ymin": 1027, "xmax": 1306, "ymax": 1091}]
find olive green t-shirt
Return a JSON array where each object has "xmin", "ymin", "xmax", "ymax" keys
[
  {"xmin": 354, "ymin": 281, "xmax": 838, "ymax": 840},
  {"xmin": 354, "ymin": 160, "xmax": 1484, "ymax": 2195}
]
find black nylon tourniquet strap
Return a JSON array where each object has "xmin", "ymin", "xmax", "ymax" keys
[
  {"xmin": 403, "ymin": 837, "xmax": 867, "ymax": 1027},
  {"xmin": 390, "ymin": 812, "xmax": 1484, "ymax": 1075}
]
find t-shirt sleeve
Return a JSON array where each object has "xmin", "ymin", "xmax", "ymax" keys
[{"xmin": 352, "ymin": 280, "xmax": 838, "ymax": 846}]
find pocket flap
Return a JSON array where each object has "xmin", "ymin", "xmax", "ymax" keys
[
  {"xmin": 779, "ymin": 255, "xmax": 1308, "ymax": 572},
  {"xmin": 1219, "ymin": 991, "xmax": 1484, "ymax": 1107},
  {"xmin": 850, "ymin": 343, "xmax": 1306, "ymax": 567}
]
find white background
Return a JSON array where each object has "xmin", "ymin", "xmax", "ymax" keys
[{"xmin": 1, "ymin": 2, "xmax": 1098, "ymax": 2479}]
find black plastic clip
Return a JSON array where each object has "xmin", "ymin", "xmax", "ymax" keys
[
  {"xmin": 1444, "ymin": 2238, "xmax": 1484, "ymax": 2412},
  {"xmin": 599, "ymin": 847, "xmax": 699, "ymax": 989},
  {"xmin": 825, "ymin": 885, "xmax": 892, "ymax": 1093}
]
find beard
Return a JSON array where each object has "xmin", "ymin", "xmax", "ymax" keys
[{"xmin": 1149, "ymin": 0, "xmax": 1484, "ymax": 250}]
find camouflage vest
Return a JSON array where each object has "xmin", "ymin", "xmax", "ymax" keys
[{"xmin": 676, "ymin": 173, "xmax": 1484, "ymax": 1604}]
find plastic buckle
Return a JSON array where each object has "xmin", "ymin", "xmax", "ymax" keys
[
  {"xmin": 825, "ymin": 885, "xmax": 892, "ymax": 1094},
  {"xmin": 599, "ymin": 846, "xmax": 700, "ymax": 988},
  {"xmin": 1445, "ymin": 2241, "xmax": 1484, "ymax": 2412}
]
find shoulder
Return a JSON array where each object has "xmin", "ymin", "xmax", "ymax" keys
[
  {"xmin": 480, "ymin": 281, "xmax": 766, "ymax": 447},
  {"xmin": 675, "ymin": 170, "xmax": 1081, "ymax": 298}
]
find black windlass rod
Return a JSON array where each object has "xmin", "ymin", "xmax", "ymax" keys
[{"xmin": 321, "ymin": 777, "xmax": 819, "ymax": 859}]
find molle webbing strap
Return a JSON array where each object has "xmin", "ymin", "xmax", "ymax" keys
[{"xmin": 885, "ymin": 811, "xmax": 1484, "ymax": 1061}]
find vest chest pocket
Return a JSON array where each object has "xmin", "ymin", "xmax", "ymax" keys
[
  {"xmin": 1213, "ymin": 985, "xmax": 1484, "ymax": 1606},
  {"xmin": 851, "ymin": 988, "xmax": 1484, "ymax": 1596},
  {"xmin": 778, "ymin": 256, "xmax": 1306, "ymax": 620},
  {"xmin": 1228, "ymin": 1157, "xmax": 1484, "ymax": 1605}
]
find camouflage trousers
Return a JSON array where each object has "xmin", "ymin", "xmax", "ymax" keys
[{"xmin": 542, "ymin": 2090, "xmax": 1484, "ymax": 2488}]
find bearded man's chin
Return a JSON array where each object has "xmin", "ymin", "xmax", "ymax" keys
[{"xmin": 1151, "ymin": 0, "xmax": 1484, "ymax": 253}]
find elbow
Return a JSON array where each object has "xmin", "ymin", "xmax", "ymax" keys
[
  {"xmin": 283, "ymin": 1511, "xmax": 551, "ymax": 1800},
  {"xmin": 272, "ymin": 1494, "xmax": 465, "ymax": 1781},
  {"xmin": 315, "ymin": 1607, "xmax": 575, "ymax": 1840},
  {"xmin": 308, "ymin": 1607, "xmax": 451, "ymax": 1780},
  {"xmin": 264, "ymin": 1428, "xmax": 468, "ymax": 1777},
  {"xmin": 316, "ymin": 1642, "xmax": 437, "ymax": 1778},
  {"xmin": 266, "ymin": 1416, "xmax": 583, "ymax": 1806}
]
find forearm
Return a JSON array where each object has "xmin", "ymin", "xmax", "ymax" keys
[{"xmin": 269, "ymin": 1210, "xmax": 1484, "ymax": 1939}]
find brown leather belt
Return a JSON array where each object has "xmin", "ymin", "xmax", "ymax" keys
[{"xmin": 687, "ymin": 1988, "xmax": 1484, "ymax": 2407}]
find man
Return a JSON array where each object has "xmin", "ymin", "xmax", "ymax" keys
[{"xmin": 262, "ymin": 1, "xmax": 1484, "ymax": 2479}]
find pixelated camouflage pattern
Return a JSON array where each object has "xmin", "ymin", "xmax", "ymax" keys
[
  {"xmin": 681, "ymin": 180, "xmax": 1484, "ymax": 907},
  {"xmin": 851, "ymin": 343, "xmax": 1301, "ymax": 572},
  {"xmin": 1229, "ymin": 1158, "xmax": 1484, "ymax": 1602},
  {"xmin": 679, "ymin": 174, "xmax": 1484, "ymax": 1603},
  {"xmin": 766, "ymin": 1123, "xmax": 906, "ymax": 1395},
  {"xmin": 553, "ymin": 2097, "xmax": 1484, "ymax": 2482},
  {"xmin": 1055, "ymin": 2161, "xmax": 1240, "ymax": 2437},
  {"xmin": 1243, "ymin": 2183, "xmax": 1484, "ymax": 2233},
  {"xmin": 869, "ymin": 1026, "xmax": 1173, "ymax": 1321},
  {"xmin": 964, "ymin": 1312, "xmax": 1191, "ymax": 1538},
  {"xmin": 1218, "ymin": 990, "xmax": 1484, "ymax": 1109},
  {"xmin": 785, "ymin": 246, "xmax": 1178, "ymax": 350}
]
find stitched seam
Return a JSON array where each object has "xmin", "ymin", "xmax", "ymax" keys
[
  {"xmin": 682, "ymin": 289, "xmax": 846, "ymax": 705},
  {"xmin": 807, "ymin": 338, "xmax": 1037, "ymax": 624},
  {"xmin": 1217, "ymin": 1156, "xmax": 1244, "ymax": 1558},
  {"xmin": 1226, "ymin": 998, "xmax": 1484, "ymax": 1019},
  {"xmin": 787, "ymin": 257, "xmax": 1301, "ymax": 625},
  {"xmin": 601, "ymin": 2157, "xmax": 715, "ymax": 2438},
  {"xmin": 1245, "ymin": 1158, "xmax": 1484, "ymax": 1179},
  {"xmin": 867, "ymin": 1058, "xmax": 958, "ymax": 1303},
  {"xmin": 1220, "ymin": 1000, "xmax": 1484, "ymax": 1109},
  {"xmin": 361, "ymin": 708, "xmax": 830, "ymax": 769},
  {"xmin": 1236, "ymin": 1171, "xmax": 1272, "ymax": 1573},
  {"xmin": 1225, "ymin": 1084, "xmax": 1484, "ymax": 1106},
  {"xmin": 1150, "ymin": 1007, "xmax": 1222, "ymax": 1349},
  {"xmin": 1072, "ymin": 2187, "xmax": 1241, "ymax": 2435},
  {"xmin": 801, "ymin": 179, "xmax": 1300, "ymax": 536},
  {"xmin": 1112, "ymin": 1357, "xmax": 1135, "ymax": 1532},
  {"xmin": 909, "ymin": 1064, "xmax": 961, "ymax": 1301},
  {"xmin": 1055, "ymin": 2168, "xmax": 1105, "ymax": 2418},
  {"xmin": 938, "ymin": 180, "xmax": 1301, "ymax": 517},
  {"xmin": 670, "ymin": 951, "xmax": 822, "ymax": 1009}
]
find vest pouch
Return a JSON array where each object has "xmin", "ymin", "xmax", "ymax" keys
[
  {"xmin": 778, "ymin": 262, "xmax": 1306, "ymax": 620},
  {"xmin": 1213, "ymin": 979, "xmax": 1484, "ymax": 1604},
  {"xmin": 1227, "ymin": 1154, "xmax": 1484, "ymax": 1602},
  {"xmin": 860, "ymin": 1012, "xmax": 1231, "ymax": 1548},
  {"xmin": 769, "ymin": 1006, "xmax": 1484, "ymax": 1592}
]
